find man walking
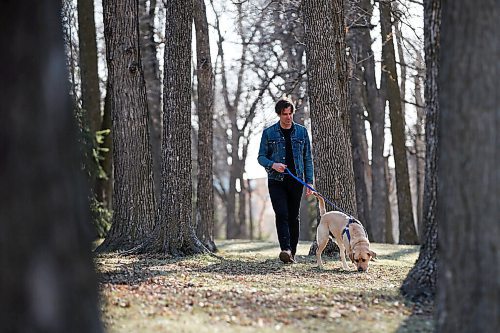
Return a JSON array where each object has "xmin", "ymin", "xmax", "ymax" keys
[{"xmin": 257, "ymin": 97, "xmax": 314, "ymax": 263}]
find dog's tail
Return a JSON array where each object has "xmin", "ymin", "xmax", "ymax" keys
[{"xmin": 313, "ymin": 192, "xmax": 326, "ymax": 216}]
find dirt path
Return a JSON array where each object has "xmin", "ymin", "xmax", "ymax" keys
[{"xmin": 97, "ymin": 240, "xmax": 433, "ymax": 333}]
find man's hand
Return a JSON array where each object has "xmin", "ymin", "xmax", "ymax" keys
[
  {"xmin": 272, "ymin": 163, "xmax": 287, "ymax": 173},
  {"xmin": 306, "ymin": 184, "xmax": 314, "ymax": 196}
]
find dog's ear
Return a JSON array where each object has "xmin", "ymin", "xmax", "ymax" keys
[
  {"xmin": 369, "ymin": 250, "xmax": 377, "ymax": 261},
  {"xmin": 349, "ymin": 252, "xmax": 354, "ymax": 262}
]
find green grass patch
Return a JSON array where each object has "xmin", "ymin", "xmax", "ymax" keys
[{"xmin": 97, "ymin": 240, "xmax": 433, "ymax": 332}]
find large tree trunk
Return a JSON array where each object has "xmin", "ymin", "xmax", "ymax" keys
[
  {"xmin": 400, "ymin": 0, "xmax": 440, "ymax": 297},
  {"xmin": 436, "ymin": 1, "xmax": 498, "ymax": 331},
  {"xmin": 139, "ymin": 0, "xmax": 162, "ymax": 201},
  {"xmin": 194, "ymin": 0, "xmax": 216, "ymax": 252},
  {"xmin": 156, "ymin": 0, "xmax": 205, "ymax": 255},
  {"xmin": 96, "ymin": 0, "xmax": 158, "ymax": 252},
  {"xmin": 77, "ymin": 0, "xmax": 101, "ymax": 134},
  {"xmin": 0, "ymin": 2, "xmax": 103, "ymax": 331},
  {"xmin": 379, "ymin": 0, "xmax": 418, "ymax": 245},
  {"xmin": 303, "ymin": 0, "xmax": 356, "ymax": 255}
]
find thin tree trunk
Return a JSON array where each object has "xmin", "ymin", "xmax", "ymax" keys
[
  {"xmin": 194, "ymin": 0, "xmax": 216, "ymax": 252},
  {"xmin": 248, "ymin": 180, "xmax": 254, "ymax": 240},
  {"xmin": 95, "ymin": 81, "xmax": 113, "ymax": 209},
  {"xmin": 0, "ymin": 2, "xmax": 103, "ymax": 331},
  {"xmin": 394, "ymin": 5, "xmax": 406, "ymax": 117},
  {"xmin": 358, "ymin": 0, "xmax": 387, "ymax": 243},
  {"xmin": 384, "ymin": 157, "xmax": 395, "ymax": 243},
  {"xmin": 77, "ymin": 0, "xmax": 101, "ymax": 134},
  {"xmin": 380, "ymin": 0, "xmax": 418, "ymax": 244},
  {"xmin": 436, "ymin": 1, "xmax": 498, "ymax": 331},
  {"xmin": 96, "ymin": 0, "xmax": 157, "ymax": 252},
  {"xmin": 238, "ymin": 181, "xmax": 248, "ymax": 239},
  {"xmin": 346, "ymin": 0, "xmax": 372, "ymax": 238},
  {"xmin": 304, "ymin": 0, "xmax": 356, "ymax": 256},
  {"xmin": 414, "ymin": 53, "xmax": 426, "ymax": 241}
]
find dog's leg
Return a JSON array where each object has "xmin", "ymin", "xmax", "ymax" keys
[
  {"xmin": 316, "ymin": 222, "xmax": 329, "ymax": 269},
  {"xmin": 337, "ymin": 241, "xmax": 350, "ymax": 270}
]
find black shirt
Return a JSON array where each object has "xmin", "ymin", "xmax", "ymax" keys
[{"xmin": 280, "ymin": 124, "xmax": 296, "ymax": 176}]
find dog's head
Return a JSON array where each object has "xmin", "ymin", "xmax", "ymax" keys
[{"xmin": 350, "ymin": 249, "xmax": 377, "ymax": 272}]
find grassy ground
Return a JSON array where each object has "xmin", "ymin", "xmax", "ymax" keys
[{"xmin": 96, "ymin": 240, "xmax": 434, "ymax": 333}]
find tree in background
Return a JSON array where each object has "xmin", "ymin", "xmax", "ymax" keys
[
  {"xmin": 401, "ymin": 0, "xmax": 440, "ymax": 301},
  {"xmin": 0, "ymin": 1, "xmax": 103, "ymax": 331},
  {"xmin": 96, "ymin": 0, "xmax": 158, "ymax": 252},
  {"xmin": 210, "ymin": 0, "xmax": 279, "ymax": 239},
  {"xmin": 194, "ymin": 0, "xmax": 217, "ymax": 252},
  {"xmin": 436, "ymin": 1, "xmax": 498, "ymax": 331},
  {"xmin": 303, "ymin": 0, "xmax": 357, "ymax": 253},
  {"xmin": 357, "ymin": 0, "xmax": 388, "ymax": 243},
  {"xmin": 346, "ymin": 0, "xmax": 374, "ymax": 239},
  {"xmin": 379, "ymin": 0, "xmax": 418, "ymax": 244},
  {"xmin": 77, "ymin": 0, "xmax": 101, "ymax": 135}
]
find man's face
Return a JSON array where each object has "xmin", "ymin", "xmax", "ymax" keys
[{"xmin": 279, "ymin": 106, "xmax": 293, "ymax": 128}]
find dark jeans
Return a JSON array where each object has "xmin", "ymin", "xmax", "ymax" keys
[{"xmin": 268, "ymin": 176, "xmax": 304, "ymax": 256}]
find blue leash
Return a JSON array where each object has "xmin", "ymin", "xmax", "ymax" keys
[{"xmin": 284, "ymin": 168, "xmax": 351, "ymax": 217}]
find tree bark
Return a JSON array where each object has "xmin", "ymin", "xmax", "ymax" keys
[
  {"xmin": 96, "ymin": 0, "xmax": 158, "ymax": 252},
  {"xmin": 77, "ymin": 0, "xmax": 101, "ymax": 134},
  {"xmin": 139, "ymin": 0, "xmax": 162, "ymax": 201},
  {"xmin": 156, "ymin": 0, "xmax": 205, "ymax": 255},
  {"xmin": 95, "ymin": 81, "xmax": 113, "ymax": 208},
  {"xmin": 380, "ymin": 0, "xmax": 418, "ymax": 244},
  {"xmin": 436, "ymin": 1, "xmax": 498, "ymax": 331},
  {"xmin": 384, "ymin": 157, "xmax": 395, "ymax": 243},
  {"xmin": 414, "ymin": 53, "xmax": 426, "ymax": 242},
  {"xmin": 346, "ymin": 0, "xmax": 373, "ymax": 238},
  {"xmin": 194, "ymin": 0, "xmax": 217, "ymax": 252},
  {"xmin": 303, "ymin": 0, "xmax": 356, "ymax": 255},
  {"xmin": 0, "ymin": 2, "xmax": 103, "ymax": 331}
]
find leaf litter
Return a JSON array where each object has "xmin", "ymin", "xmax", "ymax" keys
[{"xmin": 97, "ymin": 241, "xmax": 433, "ymax": 333}]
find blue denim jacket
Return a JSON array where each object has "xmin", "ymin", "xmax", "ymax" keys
[{"xmin": 257, "ymin": 121, "xmax": 314, "ymax": 183}]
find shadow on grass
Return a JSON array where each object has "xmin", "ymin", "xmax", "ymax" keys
[
  {"xmin": 96, "ymin": 254, "xmax": 188, "ymax": 285},
  {"xmin": 305, "ymin": 266, "xmax": 360, "ymax": 275},
  {"xmin": 381, "ymin": 247, "xmax": 419, "ymax": 261},
  {"xmin": 192, "ymin": 257, "xmax": 293, "ymax": 276},
  {"xmin": 396, "ymin": 300, "xmax": 434, "ymax": 333},
  {"xmin": 218, "ymin": 242, "xmax": 279, "ymax": 253}
]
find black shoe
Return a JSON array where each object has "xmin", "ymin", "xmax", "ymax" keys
[{"xmin": 279, "ymin": 250, "xmax": 293, "ymax": 263}]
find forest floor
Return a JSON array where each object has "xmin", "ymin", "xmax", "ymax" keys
[{"xmin": 96, "ymin": 240, "xmax": 434, "ymax": 333}]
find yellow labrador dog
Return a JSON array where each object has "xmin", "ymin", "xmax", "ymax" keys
[{"xmin": 314, "ymin": 193, "xmax": 376, "ymax": 272}]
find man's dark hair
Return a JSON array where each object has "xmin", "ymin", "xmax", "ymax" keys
[{"xmin": 275, "ymin": 98, "xmax": 295, "ymax": 115}]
